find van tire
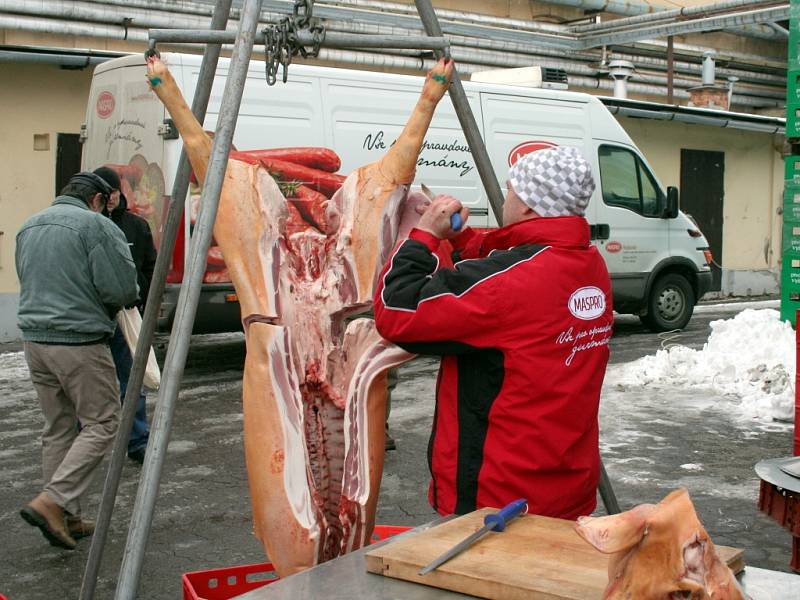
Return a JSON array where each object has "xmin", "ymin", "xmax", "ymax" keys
[{"xmin": 640, "ymin": 274, "xmax": 695, "ymax": 332}]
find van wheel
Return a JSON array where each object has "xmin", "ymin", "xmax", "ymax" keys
[{"xmin": 640, "ymin": 274, "xmax": 695, "ymax": 332}]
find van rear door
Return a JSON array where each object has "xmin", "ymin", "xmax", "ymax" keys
[{"xmin": 82, "ymin": 55, "xmax": 167, "ymax": 248}]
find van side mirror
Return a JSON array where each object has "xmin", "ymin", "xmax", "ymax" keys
[{"xmin": 664, "ymin": 186, "xmax": 679, "ymax": 219}]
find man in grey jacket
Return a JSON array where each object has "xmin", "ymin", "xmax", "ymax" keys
[{"xmin": 16, "ymin": 171, "xmax": 138, "ymax": 549}]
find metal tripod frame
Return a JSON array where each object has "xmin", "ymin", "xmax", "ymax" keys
[{"xmin": 83, "ymin": 1, "xmax": 621, "ymax": 597}]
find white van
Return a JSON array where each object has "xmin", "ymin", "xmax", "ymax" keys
[{"xmin": 81, "ymin": 52, "xmax": 712, "ymax": 333}]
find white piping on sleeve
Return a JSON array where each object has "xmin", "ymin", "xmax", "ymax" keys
[{"xmin": 380, "ymin": 241, "xmax": 550, "ymax": 313}]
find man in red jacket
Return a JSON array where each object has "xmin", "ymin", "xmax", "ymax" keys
[{"xmin": 374, "ymin": 146, "xmax": 612, "ymax": 520}]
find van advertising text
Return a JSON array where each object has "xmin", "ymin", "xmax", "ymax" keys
[{"xmin": 363, "ymin": 130, "xmax": 474, "ymax": 177}]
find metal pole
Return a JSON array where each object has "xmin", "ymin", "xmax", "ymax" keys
[
  {"xmin": 114, "ymin": 1, "xmax": 264, "ymax": 598},
  {"xmin": 79, "ymin": 3, "xmax": 233, "ymax": 599},
  {"xmin": 667, "ymin": 36, "xmax": 674, "ymax": 104},
  {"xmin": 149, "ymin": 28, "xmax": 451, "ymax": 50},
  {"xmin": 598, "ymin": 457, "xmax": 621, "ymax": 515},
  {"xmin": 413, "ymin": 0, "xmax": 505, "ymax": 225}
]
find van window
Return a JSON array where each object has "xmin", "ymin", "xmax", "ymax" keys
[{"xmin": 598, "ymin": 145, "xmax": 663, "ymax": 217}]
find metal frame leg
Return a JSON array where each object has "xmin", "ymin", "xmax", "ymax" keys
[
  {"xmin": 78, "ymin": 3, "xmax": 235, "ymax": 599},
  {"xmin": 598, "ymin": 457, "xmax": 622, "ymax": 515},
  {"xmin": 414, "ymin": 0, "xmax": 505, "ymax": 225},
  {"xmin": 113, "ymin": 1, "xmax": 264, "ymax": 598}
]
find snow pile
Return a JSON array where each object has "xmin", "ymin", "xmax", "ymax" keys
[{"xmin": 607, "ymin": 309, "xmax": 796, "ymax": 422}]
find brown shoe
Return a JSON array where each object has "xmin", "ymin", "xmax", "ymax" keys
[
  {"xmin": 20, "ymin": 492, "xmax": 77, "ymax": 550},
  {"xmin": 66, "ymin": 516, "xmax": 96, "ymax": 540}
]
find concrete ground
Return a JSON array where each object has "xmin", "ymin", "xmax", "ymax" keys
[{"xmin": 0, "ymin": 298, "xmax": 796, "ymax": 599}]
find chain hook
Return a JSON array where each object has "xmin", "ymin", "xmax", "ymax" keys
[{"xmin": 263, "ymin": 0, "xmax": 323, "ymax": 86}]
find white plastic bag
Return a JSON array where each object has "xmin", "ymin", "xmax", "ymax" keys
[{"xmin": 117, "ymin": 307, "xmax": 161, "ymax": 390}]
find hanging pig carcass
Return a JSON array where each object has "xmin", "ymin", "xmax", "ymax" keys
[
  {"xmin": 145, "ymin": 55, "xmax": 454, "ymax": 576},
  {"xmin": 575, "ymin": 488, "xmax": 748, "ymax": 600}
]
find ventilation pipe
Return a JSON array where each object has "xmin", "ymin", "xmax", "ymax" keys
[
  {"xmin": 727, "ymin": 75, "xmax": 739, "ymax": 107},
  {"xmin": 609, "ymin": 59, "xmax": 635, "ymax": 98},
  {"xmin": 702, "ymin": 50, "xmax": 717, "ymax": 85}
]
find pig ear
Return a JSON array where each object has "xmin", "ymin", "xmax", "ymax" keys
[{"xmin": 574, "ymin": 504, "xmax": 657, "ymax": 554}]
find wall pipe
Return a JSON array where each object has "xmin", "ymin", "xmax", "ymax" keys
[
  {"xmin": 76, "ymin": 0, "xmax": 789, "ymax": 62},
  {"xmin": 579, "ymin": 5, "xmax": 789, "ymax": 48},
  {"xmin": 113, "ymin": 0, "xmax": 264, "ymax": 597},
  {"xmin": 313, "ymin": 47, "xmax": 781, "ymax": 107},
  {"xmin": 326, "ymin": 18, "xmax": 787, "ymax": 86},
  {"xmin": 627, "ymin": 37, "xmax": 785, "ymax": 70},
  {"xmin": 438, "ymin": 42, "xmax": 785, "ymax": 99},
  {"xmin": 2, "ymin": 0, "xmax": 579, "ymax": 48},
  {"xmin": 0, "ymin": 12, "xmax": 782, "ymax": 106},
  {"xmin": 4, "ymin": 0, "xmax": 785, "ymax": 76},
  {"xmin": 323, "ymin": 0, "xmax": 568, "ymax": 34},
  {"xmin": 543, "ymin": 0, "xmax": 783, "ymax": 39},
  {"xmin": 0, "ymin": 48, "xmax": 114, "ymax": 65},
  {"xmin": 768, "ymin": 21, "xmax": 791, "ymax": 36},
  {"xmin": 570, "ymin": 0, "xmax": 783, "ymax": 33},
  {"xmin": 259, "ymin": 0, "xmax": 582, "ymax": 48},
  {"xmin": 324, "ymin": 0, "xmax": 781, "ymax": 40}
]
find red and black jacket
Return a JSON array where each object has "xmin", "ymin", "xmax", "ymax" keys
[{"xmin": 373, "ymin": 216, "xmax": 613, "ymax": 519}]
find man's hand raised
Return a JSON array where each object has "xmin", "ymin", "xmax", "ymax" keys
[{"xmin": 416, "ymin": 195, "xmax": 470, "ymax": 240}]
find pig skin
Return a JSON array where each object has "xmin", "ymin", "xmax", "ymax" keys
[
  {"xmin": 575, "ymin": 489, "xmax": 748, "ymax": 600},
  {"xmin": 145, "ymin": 56, "xmax": 454, "ymax": 576}
]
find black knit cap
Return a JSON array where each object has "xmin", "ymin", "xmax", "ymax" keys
[{"xmin": 93, "ymin": 166, "xmax": 121, "ymax": 191}]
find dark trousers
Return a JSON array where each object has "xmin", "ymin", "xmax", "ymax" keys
[{"xmin": 109, "ymin": 326, "xmax": 150, "ymax": 454}]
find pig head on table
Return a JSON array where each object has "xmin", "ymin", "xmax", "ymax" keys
[
  {"xmin": 575, "ymin": 488, "xmax": 747, "ymax": 600},
  {"xmin": 145, "ymin": 56, "xmax": 455, "ymax": 576}
]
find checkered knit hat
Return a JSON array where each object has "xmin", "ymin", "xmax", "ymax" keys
[{"xmin": 508, "ymin": 146, "xmax": 595, "ymax": 217}]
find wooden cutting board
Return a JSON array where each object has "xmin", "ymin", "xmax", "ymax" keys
[{"xmin": 365, "ymin": 509, "xmax": 744, "ymax": 600}]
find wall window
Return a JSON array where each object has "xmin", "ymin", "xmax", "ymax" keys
[{"xmin": 598, "ymin": 145, "xmax": 663, "ymax": 217}]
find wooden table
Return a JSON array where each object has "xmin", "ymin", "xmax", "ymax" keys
[{"xmin": 365, "ymin": 509, "xmax": 743, "ymax": 599}]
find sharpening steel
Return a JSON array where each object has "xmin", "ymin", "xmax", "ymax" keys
[{"xmin": 418, "ymin": 498, "xmax": 528, "ymax": 576}]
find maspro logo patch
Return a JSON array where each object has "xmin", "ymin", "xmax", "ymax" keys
[{"xmin": 568, "ymin": 286, "xmax": 606, "ymax": 320}]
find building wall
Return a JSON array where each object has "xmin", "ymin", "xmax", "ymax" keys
[
  {"xmin": 0, "ymin": 63, "xmax": 94, "ymax": 340},
  {"xmin": 0, "ymin": 6, "xmax": 785, "ymax": 338},
  {"xmin": 617, "ymin": 116, "xmax": 783, "ymax": 296}
]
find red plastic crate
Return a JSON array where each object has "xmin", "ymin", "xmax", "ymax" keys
[{"xmin": 182, "ymin": 524, "xmax": 411, "ymax": 600}]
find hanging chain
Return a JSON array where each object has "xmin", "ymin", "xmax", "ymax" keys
[{"xmin": 263, "ymin": 0, "xmax": 325, "ymax": 86}]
